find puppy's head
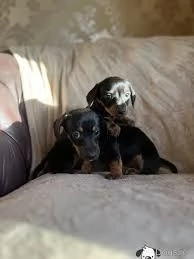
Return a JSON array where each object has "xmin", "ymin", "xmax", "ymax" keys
[
  {"xmin": 86, "ymin": 76, "xmax": 136, "ymax": 117},
  {"xmin": 53, "ymin": 108, "xmax": 100, "ymax": 161}
]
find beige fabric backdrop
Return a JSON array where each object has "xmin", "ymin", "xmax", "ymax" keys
[
  {"xmin": 9, "ymin": 37, "xmax": 194, "ymax": 174},
  {"xmin": 1, "ymin": 0, "xmax": 194, "ymax": 48}
]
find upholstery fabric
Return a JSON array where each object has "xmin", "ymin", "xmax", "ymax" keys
[{"xmin": 0, "ymin": 174, "xmax": 193, "ymax": 259}]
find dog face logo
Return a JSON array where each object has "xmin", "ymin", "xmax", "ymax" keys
[{"xmin": 136, "ymin": 245, "xmax": 161, "ymax": 259}]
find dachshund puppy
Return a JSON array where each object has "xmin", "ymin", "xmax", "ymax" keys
[
  {"xmin": 87, "ymin": 77, "xmax": 178, "ymax": 178},
  {"xmin": 32, "ymin": 108, "xmax": 100, "ymax": 178},
  {"xmin": 86, "ymin": 76, "xmax": 136, "ymax": 179}
]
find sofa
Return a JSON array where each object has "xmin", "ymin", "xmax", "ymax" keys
[{"xmin": 0, "ymin": 36, "xmax": 194, "ymax": 258}]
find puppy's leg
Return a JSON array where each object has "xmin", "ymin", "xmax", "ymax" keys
[
  {"xmin": 101, "ymin": 119, "xmax": 123, "ymax": 179},
  {"xmin": 104, "ymin": 137, "xmax": 123, "ymax": 180},
  {"xmin": 81, "ymin": 160, "xmax": 93, "ymax": 174},
  {"xmin": 140, "ymin": 156, "xmax": 160, "ymax": 175},
  {"xmin": 106, "ymin": 158, "xmax": 123, "ymax": 180},
  {"xmin": 124, "ymin": 154, "xmax": 144, "ymax": 175}
]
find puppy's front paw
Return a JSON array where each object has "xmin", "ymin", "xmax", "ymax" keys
[
  {"xmin": 123, "ymin": 167, "xmax": 139, "ymax": 175},
  {"xmin": 105, "ymin": 173, "xmax": 121, "ymax": 180},
  {"xmin": 107, "ymin": 159, "xmax": 123, "ymax": 179},
  {"xmin": 81, "ymin": 160, "xmax": 93, "ymax": 174}
]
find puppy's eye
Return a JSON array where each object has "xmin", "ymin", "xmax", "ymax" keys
[
  {"xmin": 92, "ymin": 126, "xmax": 100, "ymax": 136},
  {"xmin": 125, "ymin": 92, "xmax": 130, "ymax": 98},
  {"xmin": 94, "ymin": 129, "xmax": 100, "ymax": 136},
  {"xmin": 105, "ymin": 93, "xmax": 112, "ymax": 99},
  {"xmin": 72, "ymin": 131, "xmax": 80, "ymax": 139}
]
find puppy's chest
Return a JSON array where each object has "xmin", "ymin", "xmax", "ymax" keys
[{"xmin": 118, "ymin": 128, "xmax": 142, "ymax": 157}]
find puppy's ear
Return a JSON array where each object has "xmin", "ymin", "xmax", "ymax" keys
[
  {"xmin": 131, "ymin": 93, "xmax": 136, "ymax": 108},
  {"xmin": 154, "ymin": 249, "xmax": 161, "ymax": 257},
  {"xmin": 128, "ymin": 82, "xmax": 136, "ymax": 108},
  {"xmin": 86, "ymin": 83, "xmax": 99, "ymax": 106},
  {"xmin": 53, "ymin": 113, "xmax": 71, "ymax": 140},
  {"xmin": 136, "ymin": 249, "xmax": 143, "ymax": 257}
]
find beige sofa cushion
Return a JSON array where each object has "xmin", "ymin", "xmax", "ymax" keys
[{"xmin": 0, "ymin": 174, "xmax": 194, "ymax": 259}]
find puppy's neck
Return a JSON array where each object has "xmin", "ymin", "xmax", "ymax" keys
[
  {"xmin": 90, "ymin": 100, "xmax": 111, "ymax": 118},
  {"xmin": 90, "ymin": 100, "xmax": 135, "ymax": 126},
  {"xmin": 114, "ymin": 117, "xmax": 135, "ymax": 127}
]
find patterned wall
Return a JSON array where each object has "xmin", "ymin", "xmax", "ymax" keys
[{"xmin": 1, "ymin": 0, "xmax": 194, "ymax": 47}]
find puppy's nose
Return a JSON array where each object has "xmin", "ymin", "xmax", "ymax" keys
[
  {"xmin": 86, "ymin": 152, "xmax": 98, "ymax": 161},
  {"xmin": 145, "ymin": 257, "xmax": 151, "ymax": 259},
  {"xmin": 117, "ymin": 104, "xmax": 127, "ymax": 114}
]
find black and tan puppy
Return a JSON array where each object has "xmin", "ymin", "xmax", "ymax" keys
[
  {"xmin": 32, "ymin": 108, "xmax": 100, "ymax": 178},
  {"xmin": 87, "ymin": 76, "xmax": 178, "ymax": 179},
  {"xmin": 86, "ymin": 76, "xmax": 136, "ymax": 179}
]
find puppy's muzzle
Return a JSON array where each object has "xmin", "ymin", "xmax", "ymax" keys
[
  {"xmin": 117, "ymin": 104, "xmax": 127, "ymax": 115},
  {"xmin": 86, "ymin": 152, "xmax": 99, "ymax": 161},
  {"xmin": 80, "ymin": 146, "xmax": 100, "ymax": 161},
  {"xmin": 145, "ymin": 257, "xmax": 151, "ymax": 259}
]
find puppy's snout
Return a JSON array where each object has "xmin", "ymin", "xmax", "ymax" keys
[
  {"xmin": 81, "ymin": 138, "xmax": 100, "ymax": 161},
  {"xmin": 86, "ymin": 152, "xmax": 99, "ymax": 161},
  {"xmin": 145, "ymin": 257, "xmax": 151, "ymax": 259},
  {"xmin": 117, "ymin": 104, "xmax": 127, "ymax": 114}
]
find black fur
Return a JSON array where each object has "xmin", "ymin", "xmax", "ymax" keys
[{"xmin": 118, "ymin": 125, "xmax": 178, "ymax": 174}]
